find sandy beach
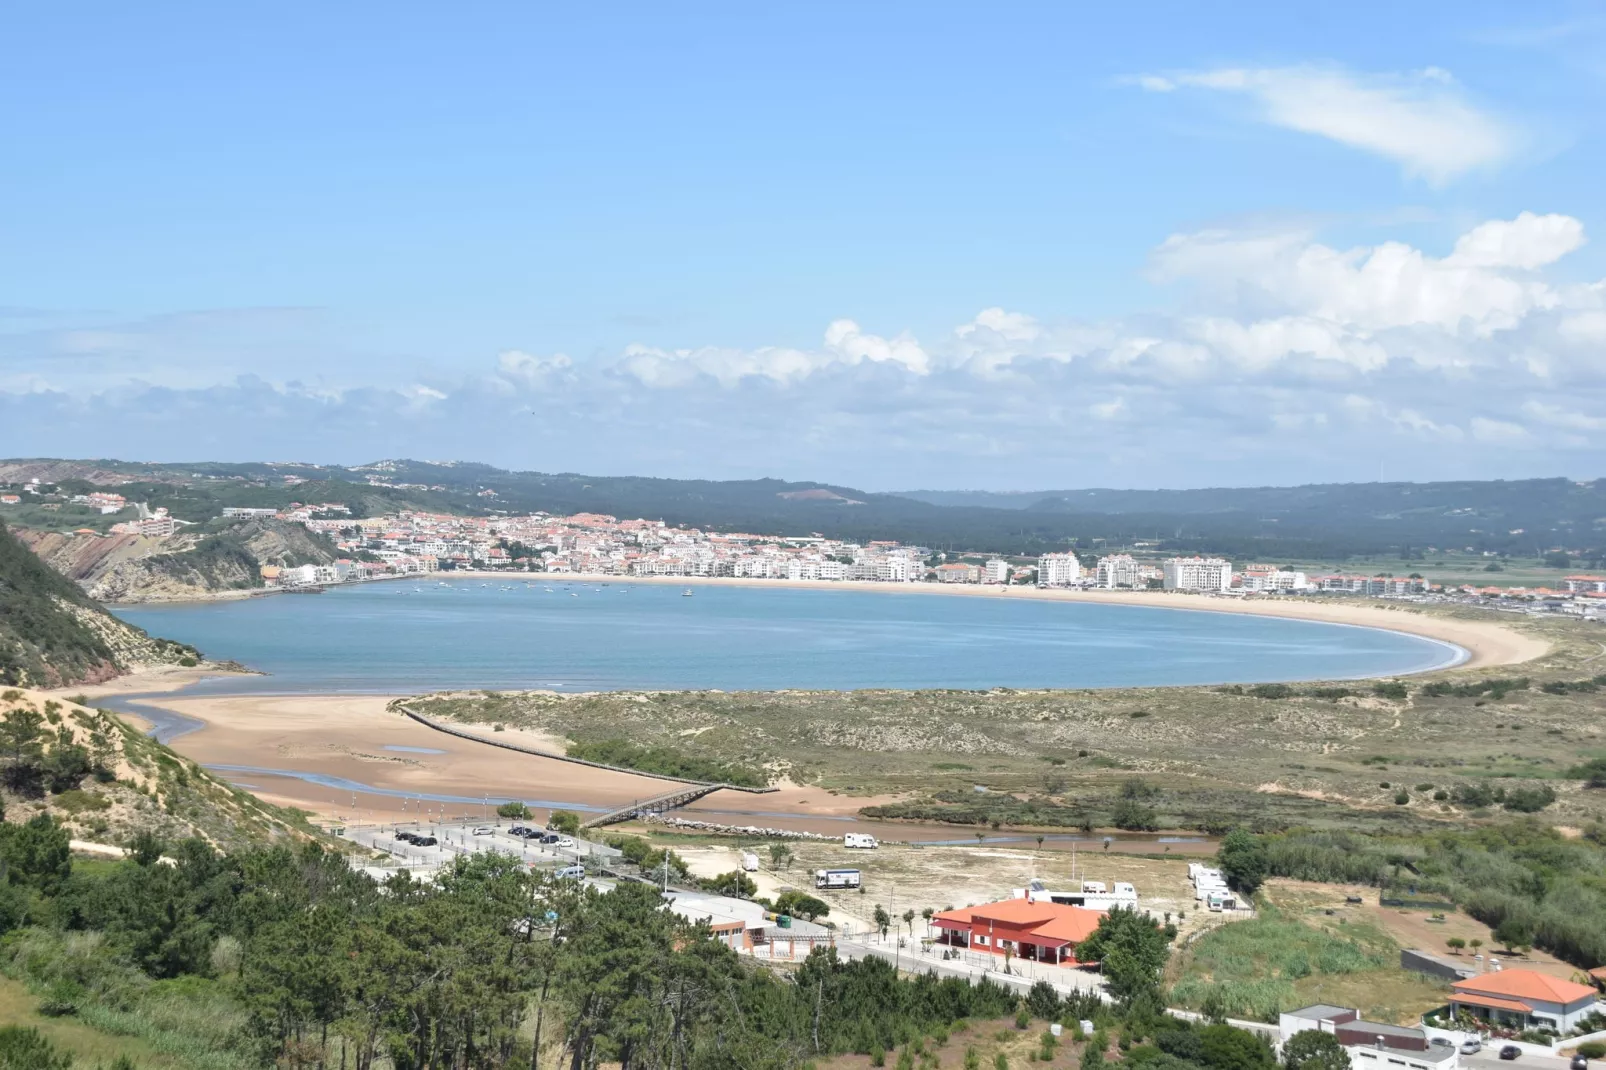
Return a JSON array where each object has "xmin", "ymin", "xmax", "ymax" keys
[{"xmin": 129, "ymin": 692, "xmax": 902, "ymax": 834}]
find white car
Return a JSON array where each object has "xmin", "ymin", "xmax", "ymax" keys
[
  {"xmin": 1460, "ymin": 1039, "xmax": 1482, "ymax": 1055},
  {"xmin": 557, "ymin": 837, "xmax": 577, "ymax": 849},
  {"xmin": 470, "ymin": 826, "xmax": 494, "ymax": 836}
]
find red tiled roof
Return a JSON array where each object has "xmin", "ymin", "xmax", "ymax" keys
[
  {"xmin": 932, "ymin": 898, "xmax": 1104, "ymax": 946},
  {"xmin": 1454, "ymin": 969, "xmax": 1597, "ymax": 1005},
  {"xmin": 1450, "ymin": 993, "xmax": 1533, "ymax": 1014}
]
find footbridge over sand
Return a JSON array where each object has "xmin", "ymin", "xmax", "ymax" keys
[
  {"xmin": 580, "ymin": 785, "xmax": 732, "ymax": 830},
  {"xmin": 394, "ymin": 705, "xmax": 776, "ymax": 826}
]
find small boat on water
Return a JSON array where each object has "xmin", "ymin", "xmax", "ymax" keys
[{"xmin": 682, "ymin": 588, "xmax": 693, "ymax": 597}]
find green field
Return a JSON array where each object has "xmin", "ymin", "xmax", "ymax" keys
[{"xmin": 1168, "ymin": 894, "xmax": 1449, "ymax": 1025}]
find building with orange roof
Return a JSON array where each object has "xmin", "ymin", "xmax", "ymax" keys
[
  {"xmin": 930, "ymin": 897, "xmax": 1104, "ymax": 966},
  {"xmin": 1448, "ymin": 969, "xmax": 1601, "ymax": 1032}
]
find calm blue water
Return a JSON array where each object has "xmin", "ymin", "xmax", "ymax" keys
[{"xmin": 111, "ymin": 580, "xmax": 1462, "ymax": 694}]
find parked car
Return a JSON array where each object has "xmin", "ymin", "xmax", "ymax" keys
[
  {"xmin": 1460, "ymin": 1038, "xmax": 1482, "ymax": 1055},
  {"xmin": 509, "ymin": 825, "xmax": 529, "ymax": 836},
  {"xmin": 556, "ymin": 837, "xmax": 577, "ymax": 849},
  {"xmin": 396, "ymin": 832, "xmax": 418, "ymax": 844},
  {"xmin": 1499, "ymin": 1045, "xmax": 1522, "ymax": 1061},
  {"xmin": 1430, "ymin": 1038, "xmax": 1452, "ymax": 1050},
  {"xmin": 555, "ymin": 865, "xmax": 585, "ymax": 880},
  {"xmin": 539, "ymin": 833, "xmax": 561, "ymax": 844},
  {"xmin": 471, "ymin": 826, "xmax": 493, "ymax": 836},
  {"xmin": 413, "ymin": 836, "xmax": 438, "ymax": 847}
]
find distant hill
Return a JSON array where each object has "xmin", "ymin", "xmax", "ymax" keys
[
  {"xmin": 4, "ymin": 458, "xmax": 1604, "ymax": 562},
  {"xmin": 0, "ymin": 519, "xmax": 199, "ymax": 687},
  {"xmin": 19, "ymin": 516, "xmax": 341, "ymax": 603}
]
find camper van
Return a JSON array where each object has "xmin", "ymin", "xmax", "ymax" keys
[
  {"xmin": 555, "ymin": 865, "xmax": 586, "ymax": 881},
  {"xmin": 815, "ymin": 868, "xmax": 862, "ymax": 890},
  {"xmin": 844, "ymin": 833, "xmax": 878, "ymax": 849},
  {"xmin": 741, "ymin": 852, "xmax": 760, "ymax": 873},
  {"xmin": 1018, "ymin": 877, "xmax": 1139, "ymax": 911}
]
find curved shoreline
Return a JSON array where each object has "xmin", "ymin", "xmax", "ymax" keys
[{"xmin": 448, "ymin": 569, "xmax": 1540, "ymax": 673}]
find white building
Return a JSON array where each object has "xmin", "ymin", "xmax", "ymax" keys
[
  {"xmin": 1095, "ymin": 554, "xmax": 1141, "ymax": 589},
  {"xmin": 1447, "ymin": 970, "xmax": 1602, "ymax": 1034},
  {"xmin": 1238, "ymin": 567, "xmax": 1311, "ymax": 593},
  {"xmin": 1037, "ymin": 552, "xmax": 1081, "ymax": 586},
  {"xmin": 1279, "ymin": 1005, "xmax": 1455, "ymax": 1070},
  {"xmin": 984, "ymin": 559, "xmax": 1011, "ymax": 585},
  {"xmin": 1162, "ymin": 556, "xmax": 1233, "ymax": 592}
]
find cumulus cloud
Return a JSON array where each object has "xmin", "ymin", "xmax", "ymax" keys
[
  {"xmin": 1137, "ymin": 64, "xmax": 1516, "ymax": 184},
  {"xmin": 613, "ymin": 319, "xmax": 929, "ymax": 388},
  {"xmin": 4, "ymin": 213, "xmax": 1605, "ymax": 488},
  {"xmin": 1151, "ymin": 211, "xmax": 1581, "ymax": 338}
]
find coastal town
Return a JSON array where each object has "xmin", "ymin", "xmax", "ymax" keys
[{"xmin": 240, "ymin": 504, "xmax": 1606, "ymax": 618}]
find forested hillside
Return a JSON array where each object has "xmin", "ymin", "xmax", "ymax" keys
[
  {"xmin": 6, "ymin": 457, "xmax": 1605, "ymax": 560},
  {"xmin": 0, "ymin": 520, "xmax": 197, "ymax": 687}
]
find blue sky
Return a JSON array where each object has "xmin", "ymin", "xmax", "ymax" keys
[{"xmin": 3, "ymin": 2, "xmax": 1605, "ymax": 489}]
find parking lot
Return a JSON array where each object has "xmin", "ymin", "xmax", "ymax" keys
[{"xmin": 343, "ymin": 818, "xmax": 623, "ymax": 878}]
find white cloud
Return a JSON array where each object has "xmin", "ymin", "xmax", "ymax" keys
[
  {"xmin": 1138, "ymin": 64, "xmax": 1516, "ymax": 184},
  {"xmin": 7, "ymin": 213, "xmax": 1606, "ymax": 487},
  {"xmin": 1470, "ymin": 416, "xmax": 1531, "ymax": 443},
  {"xmin": 497, "ymin": 349, "xmax": 574, "ymax": 385},
  {"xmin": 1522, "ymin": 400, "xmax": 1606, "ymax": 431},
  {"xmin": 616, "ymin": 319, "xmax": 929, "ymax": 388},
  {"xmin": 1151, "ymin": 212, "xmax": 1583, "ymax": 337},
  {"xmin": 1447, "ymin": 212, "xmax": 1586, "ymax": 269}
]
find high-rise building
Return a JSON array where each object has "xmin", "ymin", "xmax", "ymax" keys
[
  {"xmin": 1162, "ymin": 556, "xmax": 1233, "ymax": 592},
  {"xmin": 1095, "ymin": 553, "xmax": 1142, "ymax": 588},
  {"xmin": 1037, "ymin": 552, "xmax": 1082, "ymax": 586}
]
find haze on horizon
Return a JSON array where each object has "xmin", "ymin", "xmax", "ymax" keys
[{"xmin": 3, "ymin": 3, "xmax": 1605, "ymax": 493}]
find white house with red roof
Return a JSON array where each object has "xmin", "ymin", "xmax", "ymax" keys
[{"xmin": 1447, "ymin": 969, "xmax": 1601, "ymax": 1033}]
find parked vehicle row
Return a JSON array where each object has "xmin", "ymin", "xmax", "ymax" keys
[{"xmin": 395, "ymin": 831, "xmax": 438, "ymax": 847}]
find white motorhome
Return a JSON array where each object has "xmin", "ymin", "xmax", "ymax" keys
[
  {"xmin": 815, "ymin": 868, "xmax": 862, "ymax": 890},
  {"xmin": 1018, "ymin": 878, "xmax": 1138, "ymax": 911},
  {"xmin": 844, "ymin": 833, "xmax": 878, "ymax": 849},
  {"xmin": 741, "ymin": 851, "xmax": 760, "ymax": 873}
]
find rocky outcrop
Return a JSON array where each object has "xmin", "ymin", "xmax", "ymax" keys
[
  {"xmin": 1, "ymin": 519, "xmax": 198, "ymax": 688},
  {"xmin": 19, "ymin": 518, "xmax": 339, "ymax": 604}
]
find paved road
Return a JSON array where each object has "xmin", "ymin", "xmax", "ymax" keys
[{"xmin": 1465, "ymin": 1049, "xmax": 1572, "ymax": 1070}]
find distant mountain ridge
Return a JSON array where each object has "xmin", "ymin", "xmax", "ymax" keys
[{"xmin": 4, "ymin": 457, "xmax": 1604, "ymax": 561}]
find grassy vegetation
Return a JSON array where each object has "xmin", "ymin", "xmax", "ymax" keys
[
  {"xmin": 2, "ymin": 690, "xmax": 330, "ymax": 852},
  {"xmin": 1168, "ymin": 898, "xmax": 1442, "ymax": 1024},
  {"xmin": 0, "ymin": 930, "xmax": 254, "ymax": 1069},
  {"xmin": 566, "ymin": 737, "xmax": 767, "ymax": 786},
  {"xmin": 409, "ymin": 611, "xmax": 1606, "ymax": 835},
  {"xmin": 1287, "ymin": 550, "xmax": 1589, "ymax": 590},
  {"xmin": 0, "ymin": 973, "xmax": 184, "ymax": 1068},
  {"xmin": 1225, "ymin": 820, "xmax": 1606, "ymax": 970}
]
